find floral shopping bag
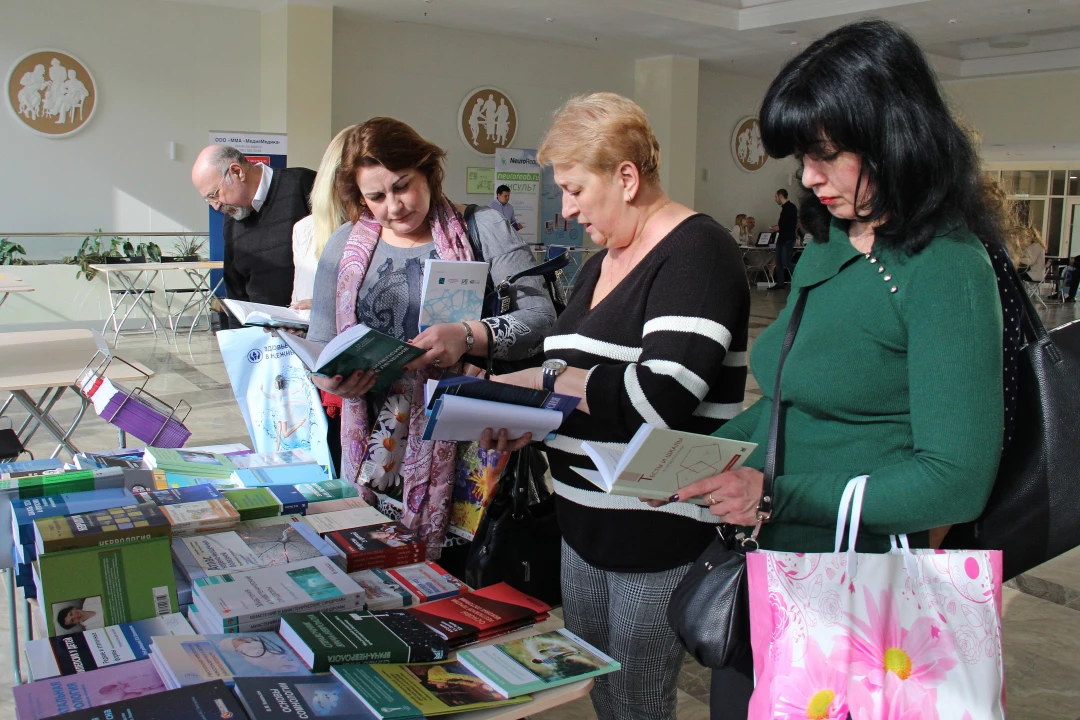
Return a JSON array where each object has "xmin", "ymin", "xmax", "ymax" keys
[{"xmin": 746, "ymin": 476, "xmax": 1005, "ymax": 720}]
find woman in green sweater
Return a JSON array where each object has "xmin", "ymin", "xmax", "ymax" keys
[{"xmin": 675, "ymin": 20, "xmax": 1009, "ymax": 720}]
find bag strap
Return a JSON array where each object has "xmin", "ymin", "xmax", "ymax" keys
[{"xmin": 744, "ymin": 288, "xmax": 808, "ymax": 547}]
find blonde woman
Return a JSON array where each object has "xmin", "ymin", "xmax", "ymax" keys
[
  {"xmin": 489, "ymin": 93, "xmax": 750, "ymax": 720},
  {"xmin": 730, "ymin": 213, "xmax": 749, "ymax": 244},
  {"xmin": 290, "ymin": 125, "xmax": 358, "ymax": 314}
]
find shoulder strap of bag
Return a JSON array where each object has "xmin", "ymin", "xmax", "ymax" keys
[{"xmin": 744, "ymin": 288, "xmax": 808, "ymax": 546}]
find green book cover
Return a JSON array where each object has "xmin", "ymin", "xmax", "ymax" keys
[
  {"xmin": 34, "ymin": 503, "xmax": 172, "ymax": 554},
  {"xmin": 36, "ymin": 536, "xmax": 177, "ymax": 637},
  {"xmin": 281, "ymin": 326, "xmax": 425, "ymax": 395},
  {"xmin": 331, "ymin": 660, "xmax": 530, "ymax": 719},
  {"xmin": 279, "ymin": 610, "xmax": 448, "ymax": 672},
  {"xmin": 456, "ymin": 628, "xmax": 621, "ymax": 698},
  {"xmin": 146, "ymin": 448, "xmax": 237, "ymax": 479},
  {"xmin": 300, "ymin": 478, "xmax": 360, "ymax": 502},
  {"xmin": 223, "ymin": 488, "xmax": 281, "ymax": 520}
]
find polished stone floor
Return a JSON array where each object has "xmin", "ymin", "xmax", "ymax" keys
[{"xmin": 3, "ymin": 289, "xmax": 1080, "ymax": 718}]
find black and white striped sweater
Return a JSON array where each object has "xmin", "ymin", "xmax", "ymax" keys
[{"xmin": 545, "ymin": 215, "xmax": 750, "ymax": 572}]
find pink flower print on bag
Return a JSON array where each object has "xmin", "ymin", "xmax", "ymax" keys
[
  {"xmin": 772, "ymin": 638, "xmax": 849, "ymax": 720},
  {"xmin": 832, "ymin": 587, "xmax": 958, "ymax": 690},
  {"xmin": 848, "ymin": 672, "xmax": 941, "ymax": 720}
]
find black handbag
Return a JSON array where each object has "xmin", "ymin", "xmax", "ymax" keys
[
  {"xmin": 942, "ymin": 262, "xmax": 1080, "ymax": 580},
  {"xmin": 465, "ymin": 445, "xmax": 563, "ymax": 607},
  {"xmin": 667, "ymin": 289, "xmax": 808, "ymax": 669}
]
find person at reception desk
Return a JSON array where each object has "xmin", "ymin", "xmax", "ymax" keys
[
  {"xmin": 489, "ymin": 184, "xmax": 524, "ymax": 231},
  {"xmin": 191, "ymin": 145, "xmax": 316, "ymax": 326}
]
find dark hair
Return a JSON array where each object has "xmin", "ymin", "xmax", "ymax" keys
[
  {"xmin": 759, "ymin": 19, "xmax": 1004, "ymax": 255},
  {"xmin": 775, "ymin": 188, "xmax": 788, "ymax": 199},
  {"xmin": 496, "ymin": 185, "xmax": 510, "ymax": 195},
  {"xmin": 335, "ymin": 118, "xmax": 446, "ymax": 222},
  {"xmin": 57, "ymin": 607, "xmax": 79, "ymax": 630}
]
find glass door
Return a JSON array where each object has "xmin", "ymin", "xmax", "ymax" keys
[{"xmin": 1066, "ymin": 199, "xmax": 1080, "ymax": 259}]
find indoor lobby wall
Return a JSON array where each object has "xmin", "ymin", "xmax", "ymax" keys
[
  {"xmin": 1, "ymin": 0, "xmax": 262, "ymax": 243},
  {"xmin": 945, "ymin": 70, "xmax": 1080, "ymax": 147},
  {"xmin": 695, "ymin": 68, "xmax": 798, "ymax": 234},
  {"xmin": 331, "ymin": 13, "xmax": 636, "ymax": 212}
]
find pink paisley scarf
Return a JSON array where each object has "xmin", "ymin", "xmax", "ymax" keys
[{"xmin": 336, "ymin": 195, "xmax": 474, "ymax": 557}]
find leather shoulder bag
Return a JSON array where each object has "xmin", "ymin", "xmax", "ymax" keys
[{"xmin": 667, "ymin": 289, "xmax": 808, "ymax": 669}]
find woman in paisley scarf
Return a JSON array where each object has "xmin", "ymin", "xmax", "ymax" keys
[{"xmin": 306, "ymin": 117, "xmax": 556, "ymax": 556}]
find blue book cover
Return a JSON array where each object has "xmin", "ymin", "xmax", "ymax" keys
[
  {"xmin": 236, "ymin": 465, "xmax": 330, "ymax": 487},
  {"xmin": 150, "ymin": 633, "xmax": 309, "ymax": 686},
  {"xmin": 73, "ymin": 450, "xmax": 145, "ymax": 470},
  {"xmin": 161, "ymin": 472, "xmax": 242, "ymax": 490},
  {"xmin": 234, "ymin": 675, "xmax": 376, "ymax": 719},
  {"xmin": 0, "ymin": 458, "xmax": 65, "ymax": 474},
  {"xmin": 266, "ymin": 485, "xmax": 309, "ymax": 515},
  {"xmin": 10, "ymin": 488, "xmax": 135, "ymax": 546},
  {"xmin": 134, "ymin": 485, "xmax": 223, "ymax": 506}
]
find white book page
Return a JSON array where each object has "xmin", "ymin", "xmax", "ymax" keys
[
  {"xmin": 319, "ymin": 323, "xmax": 373, "ymax": 365},
  {"xmin": 223, "ymin": 299, "xmax": 309, "ymax": 326},
  {"xmin": 427, "ymin": 395, "xmax": 563, "ymax": 442},
  {"xmin": 578, "ymin": 443, "xmax": 622, "ymax": 489},
  {"xmin": 277, "ymin": 331, "xmax": 321, "ymax": 369}
]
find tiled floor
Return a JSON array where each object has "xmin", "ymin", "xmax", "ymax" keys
[{"xmin": 3, "ymin": 289, "xmax": 1080, "ymax": 718}]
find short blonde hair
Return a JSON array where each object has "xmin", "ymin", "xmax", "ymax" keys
[{"xmin": 537, "ymin": 93, "xmax": 661, "ymax": 185}]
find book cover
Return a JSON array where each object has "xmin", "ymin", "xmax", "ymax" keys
[
  {"xmin": 74, "ymin": 449, "xmax": 146, "ymax": 470},
  {"xmin": 234, "ymin": 675, "xmax": 377, "ymax": 719},
  {"xmin": 174, "ymin": 518, "xmax": 334, "ymax": 583},
  {"xmin": 278, "ymin": 610, "xmax": 449, "ymax": 672},
  {"xmin": 133, "ymin": 485, "xmax": 223, "ymax": 506},
  {"xmin": 194, "ymin": 557, "xmax": 365, "ymax": 628},
  {"xmin": 325, "ymin": 522, "xmax": 426, "ymax": 572},
  {"xmin": 150, "ymin": 633, "xmax": 309, "ymax": 687},
  {"xmin": 222, "ymin": 488, "xmax": 281, "ymax": 520},
  {"xmin": 26, "ymin": 613, "xmax": 193, "ymax": 680},
  {"xmin": 160, "ymin": 499, "xmax": 241, "ymax": 537},
  {"xmin": 144, "ymin": 449, "xmax": 236, "ymax": 479},
  {"xmin": 385, "ymin": 562, "xmax": 467, "ymax": 603},
  {"xmin": 267, "ymin": 479, "xmax": 359, "ymax": 515},
  {"xmin": 302, "ymin": 506, "xmax": 390, "ymax": 535},
  {"xmin": 230, "ymin": 449, "xmax": 318, "ymax": 469},
  {"xmin": 331, "ymin": 660, "xmax": 529, "ymax": 719},
  {"xmin": 13, "ymin": 659, "xmax": 167, "ymax": 720},
  {"xmin": 11, "ymin": 488, "xmax": 135, "ymax": 546},
  {"xmin": 2, "ymin": 458, "xmax": 65, "ymax": 474},
  {"xmin": 448, "ymin": 444, "xmax": 510, "ymax": 540},
  {"xmin": 418, "ymin": 259, "xmax": 488, "ymax": 331},
  {"xmin": 348, "ymin": 568, "xmax": 418, "ymax": 610},
  {"xmin": 456, "ymin": 628, "xmax": 620, "ymax": 698},
  {"xmin": 279, "ymin": 325, "xmax": 425, "ymax": 395},
  {"xmin": 306, "ymin": 496, "xmax": 370, "ymax": 515},
  {"xmin": 0, "ymin": 467, "xmax": 123, "ymax": 492},
  {"xmin": 422, "ymin": 394, "xmax": 566, "ymax": 443},
  {"xmin": 160, "ymin": 471, "xmax": 242, "ymax": 491},
  {"xmin": 34, "ymin": 503, "xmax": 172, "ymax": 555},
  {"xmin": 405, "ymin": 583, "xmax": 550, "ymax": 648},
  {"xmin": 234, "ymin": 465, "xmax": 331, "ymax": 488},
  {"xmin": 173, "ymin": 533, "xmax": 262, "ymax": 582},
  {"xmin": 36, "ymin": 537, "xmax": 177, "ymax": 638},
  {"xmin": 36, "ymin": 680, "xmax": 245, "ymax": 720}
]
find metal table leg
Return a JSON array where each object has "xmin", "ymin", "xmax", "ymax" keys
[
  {"xmin": 186, "ymin": 276, "xmax": 224, "ymax": 344},
  {"xmin": 11, "ymin": 388, "xmax": 85, "ymax": 459},
  {"xmin": 107, "ymin": 270, "xmax": 161, "ymax": 345}
]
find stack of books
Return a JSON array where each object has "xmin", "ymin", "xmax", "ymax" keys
[
  {"xmin": 143, "ymin": 448, "xmax": 237, "ymax": 481},
  {"xmin": 14, "ymin": 658, "xmax": 169, "ymax": 719},
  {"xmin": 81, "ymin": 376, "xmax": 192, "ymax": 447},
  {"xmin": 278, "ymin": 609, "xmax": 449, "ymax": 671},
  {"xmin": 325, "ymin": 521, "xmax": 427, "ymax": 572},
  {"xmin": 404, "ymin": 582, "xmax": 551, "ymax": 649},
  {"xmin": 149, "ymin": 632, "xmax": 309, "ymax": 688}
]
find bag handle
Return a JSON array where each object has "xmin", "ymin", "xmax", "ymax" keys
[{"xmin": 742, "ymin": 288, "xmax": 808, "ymax": 547}]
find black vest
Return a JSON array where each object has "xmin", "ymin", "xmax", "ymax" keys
[{"xmin": 223, "ymin": 166, "xmax": 316, "ymax": 306}]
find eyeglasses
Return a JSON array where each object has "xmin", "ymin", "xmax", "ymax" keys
[{"xmin": 203, "ymin": 166, "xmax": 232, "ymax": 205}]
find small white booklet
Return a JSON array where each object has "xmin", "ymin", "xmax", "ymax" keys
[
  {"xmin": 222, "ymin": 299, "xmax": 310, "ymax": 329},
  {"xmin": 418, "ymin": 259, "xmax": 488, "ymax": 331},
  {"xmin": 575, "ymin": 424, "xmax": 757, "ymax": 504}
]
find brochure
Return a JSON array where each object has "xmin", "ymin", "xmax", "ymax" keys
[{"xmin": 418, "ymin": 259, "xmax": 488, "ymax": 331}]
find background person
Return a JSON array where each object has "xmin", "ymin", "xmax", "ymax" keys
[
  {"xmin": 488, "ymin": 92, "xmax": 750, "ymax": 720},
  {"xmin": 730, "ymin": 213, "xmax": 749, "ymax": 244},
  {"xmin": 768, "ymin": 187, "xmax": 798, "ymax": 288},
  {"xmin": 190, "ymin": 145, "xmax": 316, "ymax": 328},
  {"xmin": 669, "ymin": 20, "xmax": 1007, "ymax": 719},
  {"xmin": 304, "ymin": 118, "xmax": 555, "ymax": 554},
  {"xmin": 489, "ymin": 184, "xmax": 524, "ymax": 231}
]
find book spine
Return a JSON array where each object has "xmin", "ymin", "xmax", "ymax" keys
[
  {"xmin": 38, "ymin": 520, "xmax": 171, "ymax": 554},
  {"xmin": 338, "ymin": 547, "xmax": 427, "ymax": 573}
]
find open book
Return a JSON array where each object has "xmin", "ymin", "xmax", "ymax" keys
[
  {"xmin": 222, "ymin": 299, "xmax": 309, "ymax": 329},
  {"xmin": 278, "ymin": 324, "xmax": 426, "ymax": 394},
  {"xmin": 422, "ymin": 376, "xmax": 578, "ymax": 441},
  {"xmin": 574, "ymin": 424, "xmax": 757, "ymax": 504}
]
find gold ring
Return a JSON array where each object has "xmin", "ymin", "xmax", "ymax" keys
[
  {"xmin": 433, "ymin": 358, "xmax": 441, "ymax": 367},
  {"xmin": 707, "ymin": 492, "xmax": 716, "ymax": 505}
]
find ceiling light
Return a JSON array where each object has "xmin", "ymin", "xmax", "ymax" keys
[
  {"xmin": 949, "ymin": 19, "xmax": 957, "ymax": 24},
  {"xmin": 988, "ymin": 35, "xmax": 1030, "ymax": 49},
  {"xmin": 776, "ymin": 29, "xmax": 796, "ymax": 35},
  {"xmin": 1071, "ymin": 176, "xmax": 1077, "ymax": 180},
  {"xmin": 790, "ymin": 41, "xmax": 798, "ymax": 45},
  {"xmin": 546, "ymin": 17, "xmax": 554, "ymax": 22}
]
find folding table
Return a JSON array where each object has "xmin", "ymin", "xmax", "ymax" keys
[{"xmin": 0, "ymin": 275, "xmax": 34, "ymax": 310}]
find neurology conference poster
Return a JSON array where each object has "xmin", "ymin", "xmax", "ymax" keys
[{"xmin": 494, "ymin": 148, "xmax": 541, "ymax": 244}]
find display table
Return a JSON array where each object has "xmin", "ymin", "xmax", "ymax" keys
[
  {"xmin": 89, "ymin": 261, "xmax": 223, "ymax": 345},
  {"xmin": 0, "ymin": 275, "xmax": 34, "ymax": 309}
]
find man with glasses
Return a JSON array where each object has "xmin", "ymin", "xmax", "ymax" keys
[{"xmin": 191, "ymin": 145, "xmax": 315, "ymax": 327}]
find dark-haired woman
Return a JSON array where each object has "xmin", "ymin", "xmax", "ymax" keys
[
  {"xmin": 673, "ymin": 20, "xmax": 1007, "ymax": 719},
  {"xmin": 305, "ymin": 118, "xmax": 555, "ymax": 553}
]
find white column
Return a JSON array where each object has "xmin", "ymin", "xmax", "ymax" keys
[{"xmin": 634, "ymin": 56, "xmax": 700, "ymax": 207}]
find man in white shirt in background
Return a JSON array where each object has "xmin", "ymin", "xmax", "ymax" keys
[{"xmin": 489, "ymin": 185, "xmax": 524, "ymax": 231}]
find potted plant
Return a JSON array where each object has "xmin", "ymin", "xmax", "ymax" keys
[
  {"xmin": 0, "ymin": 239, "xmax": 28, "ymax": 265},
  {"xmin": 169, "ymin": 236, "xmax": 206, "ymax": 263},
  {"xmin": 63, "ymin": 232, "xmax": 161, "ymax": 280}
]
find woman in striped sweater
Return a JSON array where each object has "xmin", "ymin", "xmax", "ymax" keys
[{"xmin": 489, "ymin": 93, "xmax": 751, "ymax": 720}]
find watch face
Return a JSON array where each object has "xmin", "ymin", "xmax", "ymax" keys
[{"xmin": 542, "ymin": 359, "xmax": 568, "ymax": 373}]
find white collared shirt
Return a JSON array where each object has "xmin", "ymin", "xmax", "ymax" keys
[{"xmin": 251, "ymin": 163, "xmax": 273, "ymax": 212}]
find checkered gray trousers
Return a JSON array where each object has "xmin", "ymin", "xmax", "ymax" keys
[{"xmin": 561, "ymin": 540, "xmax": 691, "ymax": 720}]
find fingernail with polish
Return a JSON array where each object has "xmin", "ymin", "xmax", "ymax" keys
[{"xmin": 668, "ymin": 494, "xmax": 679, "ymax": 502}]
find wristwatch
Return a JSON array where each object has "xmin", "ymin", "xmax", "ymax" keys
[
  {"xmin": 542, "ymin": 359, "xmax": 568, "ymax": 392},
  {"xmin": 460, "ymin": 321, "xmax": 474, "ymax": 354}
]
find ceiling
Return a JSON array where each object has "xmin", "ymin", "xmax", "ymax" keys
[{"xmin": 165, "ymin": 0, "xmax": 1080, "ymax": 78}]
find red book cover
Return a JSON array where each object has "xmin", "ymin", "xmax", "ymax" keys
[
  {"xmin": 326, "ymin": 521, "xmax": 426, "ymax": 571},
  {"xmin": 404, "ymin": 582, "xmax": 551, "ymax": 646}
]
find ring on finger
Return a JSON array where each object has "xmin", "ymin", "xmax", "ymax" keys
[
  {"xmin": 433, "ymin": 358, "xmax": 441, "ymax": 367},
  {"xmin": 707, "ymin": 492, "xmax": 717, "ymax": 505}
]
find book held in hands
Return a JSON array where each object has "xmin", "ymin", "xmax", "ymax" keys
[
  {"xmin": 418, "ymin": 259, "xmax": 488, "ymax": 331},
  {"xmin": 278, "ymin": 323, "xmax": 425, "ymax": 394},
  {"xmin": 223, "ymin": 298, "xmax": 311, "ymax": 329}
]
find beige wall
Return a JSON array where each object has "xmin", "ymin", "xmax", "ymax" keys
[
  {"xmin": 945, "ymin": 70, "xmax": 1080, "ymax": 146},
  {"xmin": 1, "ymin": 0, "xmax": 261, "ymax": 251},
  {"xmin": 331, "ymin": 13, "xmax": 636, "ymax": 206},
  {"xmin": 694, "ymin": 69, "xmax": 798, "ymax": 233}
]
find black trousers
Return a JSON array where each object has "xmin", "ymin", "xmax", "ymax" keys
[{"xmin": 709, "ymin": 652, "xmax": 755, "ymax": 720}]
